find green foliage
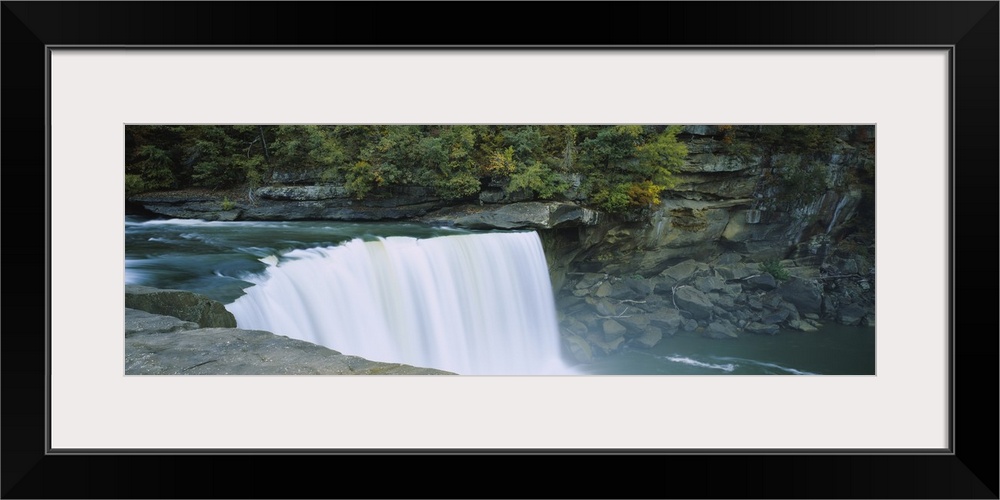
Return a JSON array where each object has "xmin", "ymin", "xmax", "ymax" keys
[
  {"xmin": 221, "ymin": 196, "xmax": 236, "ymax": 211},
  {"xmin": 434, "ymin": 172, "xmax": 481, "ymax": 200},
  {"xmin": 759, "ymin": 260, "xmax": 791, "ymax": 281},
  {"xmin": 483, "ymin": 146, "xmax": 517, "ymax": 178},
  {"xmin": 123, "ymin": 124, "xmax": 690, "ymax": 216},
  {"xmin": 128, "ymin": 144, "xmax": 176, "ymax": 192},
  {"xmin": 124, "ymin": 174, "xmax": 146, "ymax": 199},
  {"xmin": 507, "ymin": 160, "xmax": 568, "ymax": 199},
  {"xmin": 592, "ymin": 184, "xmax": 632, "ymax": 213},
  {"xmin": 773, "ymin": 156, "xmax": 828, "ymax": 206},
  {"xmin": 345, "ymin": 160, "xmax": 383, "ymax": 199},
  {"xmin": 625, "ymin": 180, "xmax": 665, "ymax": 206}
]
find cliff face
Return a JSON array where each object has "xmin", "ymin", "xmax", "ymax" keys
[{"xmin": 541, "ymin": 127, "xmax": 875, "ymax": 278}]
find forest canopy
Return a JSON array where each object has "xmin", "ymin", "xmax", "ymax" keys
[{"xmin": 125, "ymin": 125, "xmax": 689, "ymax": 213}]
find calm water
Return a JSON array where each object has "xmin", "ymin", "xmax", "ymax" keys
[{"xmin": 125, "ymin": 216, "xmax": 876, "ymax": 375}]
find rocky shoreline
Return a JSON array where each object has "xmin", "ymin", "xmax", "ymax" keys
[{"xmin": 551, "ymin": 253, "xmax": 874, "ymax": 364}]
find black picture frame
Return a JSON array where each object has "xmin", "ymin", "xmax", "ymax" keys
[{"xmin": 4, "ymin": 2, "xmax": 997, "ymax": 498}]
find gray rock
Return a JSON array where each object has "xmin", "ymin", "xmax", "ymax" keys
[
  {"xmin": 761, "ymin": 309, "xmax": 791, "ymax": 325},
  {"xmin": 652, "ymin": 277, "xmax": 677, "ymax": 295},
  {"xmin": 837, "ymin": 303, "xmax": 867, "ymax": 326},
  {"xmin": 704, "ymin": 320, "xmax": 740, "ymax": 339},
  {"xmin": 744, "ymin": 273, "xmax": 777, "ymax": 291},
  {"xmin": 575, "ymin": 273, "xmax": 606, "ymax": 290},
  {"xmin": 711, "ymin": 294, "xmax": 736, "ymax": 310},
  {"xmin": 607, "ymin": 281, "xmax": 641, "ymax": 300},
  {"xmin": 714, "ymin": 252, "xmax": 743, "ymax": 265},
  {"xmin": 673, "ymin": 286, "xmax": 714, "ymax": 319},
  {"xmin": 682, "ymin": 319, "xmax": 699, "ymax": 332},
  {"xmin": 632, "ymin": 326, "xmax": 663, "ymax": 348},
  {"xmin": 125, "ymin": 285, "xmax": 237, "ymax": 328},
  {"xmin": 426, "ymin": 202, "xmax": 599, "ymax": 230},
  {"xmin": 602, "ymin": 319, "xmax": 628, "ymax": 340},
  {"xmin": 561, "ymin": 317, "xmax": 589, "ymax": 337},
  {"xmin": 777, "ymin": 277, "xmax": 823, "ymax": 315},
  {"xmin": 255, "ymin": 185, "xmax": 349, "ymax": 201},
  {"xmin": 647, "ymin": 308, "xmax": 684, "ymax": 334},
  {"xmin": 787, "ymin": 319, "xmax": 819, "ymax": 332},
  {"xmin": 124, "ymin": 308, "xmax": 198, "ymax": 337},
  {"xmin": 478, "ymin": 188, "xmax": 506, "ymax": 204},
  {"xmin": 744, "ymin": 322, "xmax": 780, "ymax": 335},
  {"xmin": 586, "ymin": 333, "xmax": 624, "ymax": 355},
  {"xmin": 715, "ymin": 263, "xmax": 760, "ymax": 280},
  {"xmin": 693, "ymin": 275, "xmax": 726, "ymax": 293},
  {"xmin": 617, "ymin": 314, "xmax": 651, "ymax": 333},
  {"xmin": 590, "ymin": 298, "xmax": 620, "ymax": 317},
  {"xmin": 660, "ymin": 259, "xmax": 709, "ymax": 283},
  {"xmin": 556, "ymin": 295, "xmax": 584, "ymax": 310},
  {"xmin": 624, "ymin": 278, "xmax": 653, "ymax": 297},
  {"xmin": 125, "ymin": 325, "xmax": 453, "ymax": 375}
]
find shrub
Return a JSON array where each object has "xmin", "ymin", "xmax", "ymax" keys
[{"xmin": 759, "ymin": 260, "xmax": 791, "ymax": 281}]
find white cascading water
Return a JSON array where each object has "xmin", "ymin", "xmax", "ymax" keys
[{"xmin": 226, "ymin": 231, "xmax": 569, "ymax": 375}]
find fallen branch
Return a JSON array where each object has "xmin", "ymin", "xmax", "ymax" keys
[{"xmin": 597, "ymin": 306, "xmax": 632, "ymax": 319}]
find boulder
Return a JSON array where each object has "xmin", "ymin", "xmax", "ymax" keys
[
  {"xmin": 125, "ymin": 285, "xmax": 237, "ymax": 328},
  {"xmin": 602, "ymin": 319, "xmax": 628, "ymax": 340},
  {"xmin": 693, "ymin": 275, "xmax": 727, "ymax": 294},
  {"xmin": 124, "ymin": 308, "xmax": 198, "ymax": 337},
  {"xmin": 704, "ymin": 320, "xmax": 740, "ymax": 339},
  {"xmin": 744, "ymin": 322, "xmax": 780, "ymax": 335},
  {"xmin": 836, "ymin": 303, "xmax": 867, "ymax": 326},
  {"xmin": 586, "ymin": 333, "xmax": 625, "ymax": 355},
  {"xmin": 624, "ymin": 278, "xmax": 653, "ymax": 298},
  {"xmin": 632, "ymin": 326, "xmax": 663, "ymax": 348},
  {"xmin": 660, "ymin": 259, "xmax": 709, "ymax": 283},
  {"xmin": 561, "ymin": 317, "xmax": 589, "ymax": 337},
  {"xmin": 715, "ymin": 263, "xmax": 760, "ymax": 280},
  {"xmin": 673, "ymin": 286, "xmax": 715, "ymax": 320},
  {"xmin": 744, "ymin": 273, "xmax": 777, "ymax": 291},
  {"xmin": 787, "ymin": 319, "xmax": 819, "ymax": 332},
  {"xmin": 618, "ymin": 314, "xmax": 651, "ymax": 333},
  {"xmin": 647, "ymin": 308, "xmax": 684, "ymax": 335},
  {"xmin": 575, "ymin": 273, "xmax": 606, "ymax": 290},
  {"xmin": 777, "ymin": 277, "xmax": 823, "ymax": 315}
]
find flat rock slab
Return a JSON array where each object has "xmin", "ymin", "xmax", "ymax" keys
[
  {"xmin": 126, "ymin": 327, "xmax": 454, "ymax": 375},
  {"xmin": 125, "ymin": 285, "xmax": 237, "ymax": 328}
]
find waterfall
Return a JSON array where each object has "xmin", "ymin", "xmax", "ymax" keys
[
  {"xmin": 226, "ymin": 231, "xmax": 569, "ymax": 375},
  {"xmin": 826, "ymin": 195, "xmax": 851, "ymax": 234}
]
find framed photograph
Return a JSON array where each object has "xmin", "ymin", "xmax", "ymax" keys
[{"xmin": 6, "ymin": 2, "xmax": 996, "ymax": 498}]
